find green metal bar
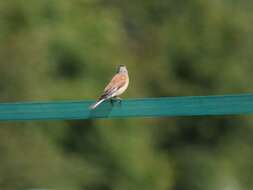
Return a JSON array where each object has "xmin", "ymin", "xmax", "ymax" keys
[{"xmin": 0, "ymin": 94, "xmax": 253, "ymax": 121}]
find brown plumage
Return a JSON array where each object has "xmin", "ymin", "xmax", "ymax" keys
[{"xmin": 90, "ymin": 65, "xmax": 129, "ymax": 109}]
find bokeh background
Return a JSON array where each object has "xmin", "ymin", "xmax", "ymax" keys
[{"xmin": 1, "ymin": 0, "xmax": 253, "ymax": 189}]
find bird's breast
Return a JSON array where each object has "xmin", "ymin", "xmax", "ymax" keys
[{"xmin": 115, "ymin": 76, "xmax": 129, "ymax": 96}]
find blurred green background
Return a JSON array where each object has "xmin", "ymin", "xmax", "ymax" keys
[{"xmin": 1, "ymin": 0, "xmax": 253, "ymax": 189}]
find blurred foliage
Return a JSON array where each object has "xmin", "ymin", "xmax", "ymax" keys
[{"xmin": 0, "ymin": 0, "xmax": 253, "ymax": 189}]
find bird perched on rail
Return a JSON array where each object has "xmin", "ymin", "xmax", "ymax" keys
[{"xmin": 90, "ymin": 65, "xmax": 129, "ymax": 109}]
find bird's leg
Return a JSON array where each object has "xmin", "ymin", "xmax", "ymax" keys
[
  {"xmin": 110, "ymin": 98, "xmax": 114, "ymax": 106},
  {"xmin": 114, "ymin": 96, "xmax": 122, "ymax": 106},
  {"xmin": 115, "ymin": 97, "xmax": 122, "ymax": 101},
  {"xmin": 110, "ymin": 97, "xmax": 122, "ymax": 107}
]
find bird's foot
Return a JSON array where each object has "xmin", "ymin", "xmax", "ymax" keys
[
  {"xmin": 110, "ymin": 97, "xmax": 122, "ymax": 107},
  {"xmin": 110, "ymin": 99, "xmax": 114, "ymax": 105}
]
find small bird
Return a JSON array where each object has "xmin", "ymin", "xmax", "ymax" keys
[{"xmin": 90, "ymin": 65, "xmax": 129, "ymax": 109}]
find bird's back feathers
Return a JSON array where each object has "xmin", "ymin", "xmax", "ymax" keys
[{"xmin": 104, "ymin": 73, "xmax": 128, "ymax": 93}]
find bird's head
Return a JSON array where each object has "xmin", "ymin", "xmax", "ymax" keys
[{"xmin": 117, "ymin": 65, "xmax": 128, "ymax": 74}]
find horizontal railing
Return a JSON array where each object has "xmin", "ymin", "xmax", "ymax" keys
[{"xmin": 0, "ymin": 94, "xmax": 253, "ymax": 121}]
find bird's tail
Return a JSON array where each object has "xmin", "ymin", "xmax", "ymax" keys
[{"xmin": 89, "ymin": 98, "xmax": 106, "ymax": 110}]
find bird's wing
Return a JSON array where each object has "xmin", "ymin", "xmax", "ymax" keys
[{"xmin": 101, "ymin": 73, "xmax": 127, "ymax": 98}]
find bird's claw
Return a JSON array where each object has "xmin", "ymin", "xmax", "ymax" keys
[{"xmin": 110, "ymin": 97, "xmax": 122, "ymax": 107}]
